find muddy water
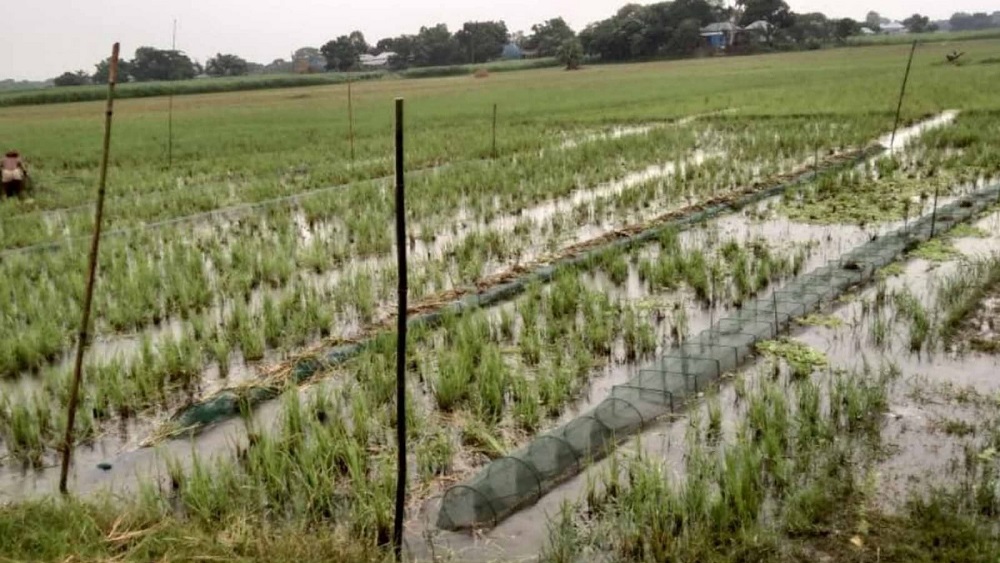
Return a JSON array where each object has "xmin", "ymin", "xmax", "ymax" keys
[
  {"xmin": 555, "ymin": 109, "xmax": 735, "ymax": 151},
  {"xmin": 877, "ymin": 110, "xmax": 959, "ymax": 154}
]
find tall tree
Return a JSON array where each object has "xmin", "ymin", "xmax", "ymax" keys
[
  {"xmin": 130, "ymin": 47, "xmax": 196, "ymax": 81},
  {"xmin": 865, "ymin": 11, "xmax": 882, "ymax": 30},
  {"xmin": 737, "ymin": 0, "xmax": 793, "ymax": 28},
  {"xmin": 376, "ymin": 35, "xmax": 417, "ymax": 69},
  {"xmin": 526, "ymin": 18, "xmax": 576, "ymax": 57},
  {"xmin": 53, "ymin": 71, "xmax": 90, "ymax": 87},
  {"xmin": 206, "ymin": 53, "xmax": 250, "ymax": 77},
  {"xmin": 454, "ymin": 21, "xmax": 509, "ymax": 64},
  {"xmin": 92, "ymin": 57, "xmax": 133, "ymax": 83},
  {"xmin": 557, "ymin": 38, "xmax": 584, "ymax": 69},
  {"xmin": 950, "ymin": 12, "xmax": 997, "ymax": 31},
  {"xmin": 784, "ymin": 12, "xmax": 832, "ymax": 44},
  {"xmin": 579, "ymin": 1, "xmax": 724, "ymax": 61},
  {"xmin": 321, "ymin": 31, "xmax": 369, "ymax": 71},
  {"xmin": 413, "ymin": 24, "xmax": 462, "ymax": 67},
  {"xmin": 902, "ymin": 14, "xmax": 933, "ymax": 33},
  {"xmin": 834, "ymin": 18, "xmax": 861, "ymax": 40}
]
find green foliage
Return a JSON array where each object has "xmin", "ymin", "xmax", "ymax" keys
[
  {"xmin": 526, "ymin": 18, "xmax": 577, "ymax": 57},
  {"xmin": 756, "ymin": 338, "xmax": 828, "ymax": 377}
]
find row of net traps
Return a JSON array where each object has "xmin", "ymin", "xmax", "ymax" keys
[{"xmin": 436, "ymin": 184, "xmax": 1000, "ymax": 531}]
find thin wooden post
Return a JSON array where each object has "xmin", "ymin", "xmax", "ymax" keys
[
  {"xmin": 348, "ymin": 76, "xmax": 355, "ymax": 162},
  {"xmin": 392, "ymin": 98, "xmax": 407, "ymax": 562},
  {"xmin": 491, "ymin": 103, "xmax": 498, "ymax": 159},
  {"xmin": 60, "ymin": 42, "xmax": 120, "ymax": 495},
  {"xmin": 168, "ymin": 19, "xmax": 176, "ymax": 168},
  {"xmin": 888, "ymin": 41, "xmax": 918, "ymax": 154}
]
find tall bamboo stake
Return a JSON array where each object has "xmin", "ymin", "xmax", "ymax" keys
[
  {"xmin": 392, "ymin": 97, "xmax": 408, "ymax": 561},
  {"xmin": 168, "ymin": 19, "xmax": 176, "ymax": 167},
  {"xmin": 491, "ymin": 103, "xmax": 498, "ymax": 159},
  {"xmin": 60, "ymin": 42, "xmax": 120, "ymax": 495},
  {"xmin": 348, "ymin": 75, "xmax": 355, "ymax": 162},
  {"xmin": 888, "ymin": 41, "xmax": 918, "ymax": 154}
]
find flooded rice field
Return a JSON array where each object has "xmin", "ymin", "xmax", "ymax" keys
[{"xmin": 4, "ymin": 100, "xmax": 1000, "ymax": 562}]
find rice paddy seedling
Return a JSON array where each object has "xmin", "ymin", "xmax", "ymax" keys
[
  {"xmin": 416, "ymin": 428, "xmax": 455, "ymax": 481},
  {"xmin": 511, "ymin": 376, "xmax": 542, "ymax": 433}
]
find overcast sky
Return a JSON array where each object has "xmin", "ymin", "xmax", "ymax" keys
[{"xmin": 2, "ymin": 0, "xmax": 997, "ymax": 80}]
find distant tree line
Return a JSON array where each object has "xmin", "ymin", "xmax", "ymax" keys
[{"xmin": 48, "ymin": 4, "xmax": 1000, "ymax": 86}]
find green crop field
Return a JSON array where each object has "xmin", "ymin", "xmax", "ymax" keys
[{"xmin": 2, "ymin": 39, "xmax": 1000, "ymax": 561}]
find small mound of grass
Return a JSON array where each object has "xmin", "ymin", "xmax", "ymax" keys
[
  {"xmin": 949, "ymin": 223, "xmax": 988, "ymax": 238},
  {"xmin": 910, "ymin": 238, "xmax": 960, "ymax": 262},
  {"xmin": 877, "ymin": 262, "xmax": 906, "ymax": 280},
  {"xmin": 756, "ymin": 338, "xmax": 828, "ymax": 377},
  {"xmin": 796, "ymin": 313, "xmax": 844, "ymax": 329}
]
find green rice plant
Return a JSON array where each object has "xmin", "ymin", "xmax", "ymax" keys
[
  {"xmin": 473, "ymin": 345, "xmax": 510, "ymax": 423},
  {"xmin": 520, "ymin": 324, "xmax": 543, "ymax": 366},
  {"xmin": 622, "ymin": 307, "xmax": 656, "ymax": 361},
  {"xmin": 498, "ymin": 307, "xmax": 516, "ymax": 341},
  {"xmin": 606, "ymin": 253, "xmax": 630, "ymax": 286},
  {"xmin": 416, "ymin": 429, "xmax": 455, "ymax": 481},
  {"xmin": 461, "ymin": 418, "xmax": 506, "ymax": 459},
  {"xmin": 672, "ymin": 305, "xmax": 689, "ymax": 342},
  {"xmin": 209, "ymin": 334, "xmax": 231, "ymax": 378},
  {"xmin": 511, "ymin": 376, "xmax": 542, "ymax": 433},
  {"xmin": 681, "ymin": 249, "xmax": 711, "ymax": 305},
  {"xmin": 893, "ymin": 288, "xmax": 932, "ymax": 352},
  {"xmin": 432, "ymin": 350, "xmax": 472, "ymax": 412},
  {"xmin": 237, "ymin": 321, "xmax": 266, "ymax": 363},
  {"xmin": 706, "ymin": 397, "xmax": 723, "ymax": 444}
]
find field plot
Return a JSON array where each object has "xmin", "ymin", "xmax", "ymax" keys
[{"xmin": 2, "ymin": 39, "xmax": 1000, "ymax": 561}]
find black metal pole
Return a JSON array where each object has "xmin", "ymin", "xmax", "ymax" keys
[
  {"xmin": 772, "ymin": 291, "xmax": 780, "ymax": 336},
  {"xmin": 392, "ymin": 97, "xmax": 407, "ymax": 562},
  {"xmin": 888, "ymin": 41, "xmax": 917, "ymax": 154},
  {"xmin": 60, "ymin": 42, "xmax": 120, "ymax": 495},
  {"xmin": 930, "ymin": 184, "xmax": 940, "ymax": 239}
]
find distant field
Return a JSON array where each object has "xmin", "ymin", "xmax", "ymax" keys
[
  {"xmin": 847, "ymin": 28, "xmax": 1000, "ymax": 46},
  {"xmin": 0, "ymin": 58, "xmax": 561, "ymax": 108}
]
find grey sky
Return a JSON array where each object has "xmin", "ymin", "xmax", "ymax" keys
[{"xmin": 3, "ymin": 0, "xmax": 997, "ymax": 80}]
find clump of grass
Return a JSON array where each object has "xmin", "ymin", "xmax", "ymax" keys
[
  {"xmin": 911, "ymin": 238, "xmax": 960, "ymax": 262},
  {"xmin": 756, "ymin": 338, "xmax": 828, "ymax": 378},
  {"xmin": 877, "ymin": 262, "xmax": 906, "ymax": 280},
  {"xmin": 950, "ymin": 223, "xmax": 988, "ymax": 238},
  {"xmin": 796, "ymin": 313, "xmax": 844, "ymax": 329},
  {"xmin": 893, "ymin": 288, "xmax": 933, "ymax": 352},
  {"xmin": 937, "ymin": 255, "xmax": 1000, "ymax": 346}
]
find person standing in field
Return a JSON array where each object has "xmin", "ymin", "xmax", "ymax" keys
[{"xmin": 1, "ymin": 150, "xmax": 27, "ymax": 198}]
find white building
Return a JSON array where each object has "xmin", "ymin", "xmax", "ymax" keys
[
  {"xmin": 881, "ymin": 21, "xmax": 907, "ymax": 34},
  {"xmin": 359, "ymin": 52, "xmax": 397, "ymax": 68}
]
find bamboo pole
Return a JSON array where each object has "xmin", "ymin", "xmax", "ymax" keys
[
  {"xmin": 168, "ymin": 20, "xmax": 176, "ymax": 167},
  {"xmin": 348, "ymin": 75, "xmax": 355, "ymax": 162},
  {"xmin": 888, "ymin": 41, "xmax": 918, "ymax": 154},
  {"xmin": 491, "ymin": 103, "xmax": 498, "ymax": 159},
  {"xmin": 60, "ymin": 42, "xmax": 120, "ymax": 495}
]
